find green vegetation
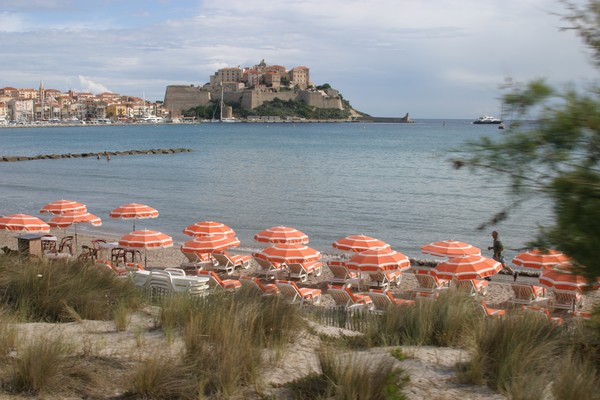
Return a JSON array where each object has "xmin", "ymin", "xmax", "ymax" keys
[
  {"xmin": 1, "ymin": 256, "xmax": 600, "ymax": 399},
  {"xmin": 455, "ymin": 0, "xmax": 600, "ymax": 279},
  {"xmin": 183, "ymin": 96, "xmax": 353, "ymax": 120}
]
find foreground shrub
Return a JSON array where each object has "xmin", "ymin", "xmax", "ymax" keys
[
  {"xmin": 11, "ymin": 335, "xmax": 72, "ymax": 395},
  {"xmin": 0, "ymin": 258, "xmax": 142, "ymax": 321},
  {"xmin": 152, "ymin": 290, "xmax": 304, "ymax": 397},
  {"xmin": 458, "ymin": 312, "xmax": 568, "ymax": 398},
  {"xmin": 130, "ymin": 356, "xmax": 198, "ymax": 400},
  {"xmin": 289, "ymin": 346, "xmax": 408, "ymax": 399},
  {"xmin": 366, "ymin": 290, "xmax": 482, "ymax": 347}
]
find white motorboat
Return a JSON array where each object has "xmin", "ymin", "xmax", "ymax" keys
[{"xmin": 473, "ymin": 115, "xmax": 502, "ymax": 124}]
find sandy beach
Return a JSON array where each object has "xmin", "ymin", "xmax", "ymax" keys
[{"xmin": 2, "ymin": 229, "xmax": 599, "ymax": 399}]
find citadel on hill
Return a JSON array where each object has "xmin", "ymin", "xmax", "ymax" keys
[{"xmin": 164, "ymin": 59, "xmax": 348, "ymax": 120}]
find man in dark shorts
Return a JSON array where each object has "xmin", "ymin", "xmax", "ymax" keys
[{"xmin": 488, "ymin": 231, "xmax": 517, "ymax": 280}]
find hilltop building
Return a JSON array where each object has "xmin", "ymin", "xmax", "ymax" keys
[{"xmin": 164, "ymin": 59, "xmax": 343, "ymax": 118}]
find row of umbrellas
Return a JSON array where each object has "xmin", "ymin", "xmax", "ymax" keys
[{"xmin": 1, "ymin": 202, "xmax": 597, "ymax": 292}]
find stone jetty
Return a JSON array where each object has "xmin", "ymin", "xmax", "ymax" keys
[{"xmin": 0, "ymin": 148, "xmax": 192, "ymax": 162}]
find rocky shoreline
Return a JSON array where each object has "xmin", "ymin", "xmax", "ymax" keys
[{"xmin": 0, "ymin": 148, "xmax": 192, "ymax": 162}]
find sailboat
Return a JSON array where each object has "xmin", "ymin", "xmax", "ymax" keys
[{"xmin": 212, "ymin": 83, "xmax": 238, "ymax": 123}]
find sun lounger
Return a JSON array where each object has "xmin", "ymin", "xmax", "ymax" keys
[
  {"xmin": 212, "ymin": 251, "xmax": 252, "ymax": 272},
  {"xmin": 364, "ymin": 270, "xmax": 402, "ymax": 291},
  {"xmin": 549, "ymin": 289, "xmax": 583, "ymax": 311},
  {"xmin": 327, "ymin": 285, "xmax": 374, "ymax": 311},
  {"xmin": 412, "ymin": 272, "xmax": 449, "ymax": 297},
  {"xmin": 326, "ymin": 260, "xmax": 361, "ymax": 287},
  {"xmin": 453, "ymin": 279, "xmax": 489, "ymax": 296},
  {"xmin": 509, "ymin": 284, "xmax": 548, "ymax": 305},
  {"xmin": 198, "ymin": 270, "xmax": 242, "ymax": 291},
  {"xmin": 239, "ymin": 276, "xmax": 279, "ymax": 295},
  {"xmin": 275, "ymin": 280, "xmax": 321, "ymax": 305},
  {"xmin": 180, "ymin": 251, "xmax": 213, "ymax": 272},
  {"xmin": 287, "ymin": 261, "xmax": 323, "ymax": 282},
  {"xmin": 480, "ymin": 300, "xmax": 506, "ymax": 318},
  {"xmin": 368, "ymin": 289, "xmax": 415, "ymax": 312},
  {"xmin": 253, "ymin": 255, "xmax": 286, "ymax": 280}
]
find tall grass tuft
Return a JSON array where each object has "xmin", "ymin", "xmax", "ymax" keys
[
  {"xmin": 366, "ymin": 290, "xmax": 482, "ymax": 347},
  {"xmin": 129, "ymin": 355, "xmax": 198, "ymax": 399},
  {"xmin": 289, "ymin": 346, "xmax": 409, "ymax": 399},
  {"xmin": 153, "ymin": 289, "xmax": 305, "ymax": 397},
  {"xmin": 553, "ymin": 350, "xmax": 600, "ymax": 400},
  {"xmin": 0, "ymin": 308, "xmax": 18, "ymax": 358},
  {"xmin": 0, "ymin": 258, "xmax": 143, "ymax": 322},
  {"xmin": 11, "ymin": 335, "xmax": 72, "ymax": 395},
  {"xmin": 458, "ymin": 312, "xmax": 567, "ymax": 398}
]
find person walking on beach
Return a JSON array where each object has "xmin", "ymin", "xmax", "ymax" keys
[{"xmin": 488, "ymin": 231, "xmax": 517, "ymax": 280}]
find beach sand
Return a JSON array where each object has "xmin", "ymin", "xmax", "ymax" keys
[{"xmin": 1, "ymin": 230, "xmax": 598, "ymax": 399}]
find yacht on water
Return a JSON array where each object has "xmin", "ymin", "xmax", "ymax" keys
[{"xmin": 473, "ymin": 115, "xmax": 502, "ymax": 124}]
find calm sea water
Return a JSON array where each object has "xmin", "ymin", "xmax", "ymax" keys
[{"xmin": 0, "ymin": 121, "xmax": 552, "ymax": 260}]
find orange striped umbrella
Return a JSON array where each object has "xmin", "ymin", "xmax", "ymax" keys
[
  {"xmin": 181, "ymin": 235, "xmax": 241, "ymax": 254},
  {"xmin": 183, "ymin": 220, "xmax": 236, "ymax": 238},
  {"xmin": 346, "ymin": 248, "xmax": 410, "ymax": 273},
  {"xmin": 0, "ymin": 213, "xmax": 50, "ymax": 233},
  {"xmin": 119, "ymin": 229, "xmax": 173, "ymax": 268},
  {"xmin": 40, "ymin": 199, "xmax": 87, "ymax": 215},
  {"xmin": 110, "ymin": 203, "xmax": 158, "ymax": 230},
  {"xmin": 539, "ymin": 264, "xmax": 599, "ymax": 292},
  {"xmin": 256, "ymin": 243, "xmax": 320, "ymax": 264},
  {"xmin": 421, "ymin": 239, "xmax": 481, "ymax": 258},
  {"xmin": 332, "ymin": 235, "xmax": 391, "ymax": 253},
  {"xmin": 431, "ymin": 255, "xmax": 501, "ymax": 280},
  {"xmin": 48, "ymin": 212, "xmax": 102, "ymax": 248},
  {"xmin": 254, "ymin": 226, "xmax": 309, "ymax": 244},
  {"xmin": 48, "ymin": 212, "xmax": 102, "ymax": 229},
  {"xmin": 512, "ymin": 249, "xmax": 570, "ymax": 269}
]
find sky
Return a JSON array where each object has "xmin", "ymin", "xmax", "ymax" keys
[{"xmin": 0, "ymin": 0, "xmax": 596, "ymax": 119}]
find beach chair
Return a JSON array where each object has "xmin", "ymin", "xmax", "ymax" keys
[
  {"xmin": 212, "ymin": 251, "xmax": 252, "ymax": 271},
  {"xmin": 453, "ymin": 279, "xmax": 489, "ymax": 296},
  {"xmin": 509, "ymin": 284, "xmax": 548, "ymax": 305},
  {"xmin": 368, "ymin": 289, "xmax": 415, "ymax": 313},
  {"xmin": 45, "ymin": 236, "xmax": 74, "ymax": 260},
  {"xmin": 239, "ymin": 276, "xmax": 279, "ymax": 295},
  {"xmin": 364, "ymin": 270, "xmax": 402, "ymax": 291},
  {"xmin": 164, "ymin": 267, "xmax": 186, "ymax": 276},
  {"xmin": 549, "ymin": 289, "xmax": 584, "ymax": 311},
  {"xmin": 253, "ymin": 255, "xmax": 286, "ymax": 280},
  {"xmin": 286, "ymin": 261, "xmax": 323, "ymax": 282},
  {"xmin": 412, "ymin": 272, "xmax": 449, "ymax": 296},
  {"xmin": 275, "ymin": 280, "xmax": 321, "ymax": 305},
  {"xmin": 480, "ymin": 301, "xmax": 506, "ymax": 318},
  {"xmin": 180, "ymin": 252, "xmax": 213, "ymax": 273},
  {"xmin": 327, "ymin": 285, "xmax": 374, "ymax": 311},
  {"xmin": 326, "ymin": 260, "xmax": 361, "ymax": 287},
  {"xmin": 198, "ymin": 270, "xmax": 241, "ymax": 292}
]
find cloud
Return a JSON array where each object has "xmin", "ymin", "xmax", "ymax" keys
[
  {"xmin": 76, "ymin": 75, "xmax": 111, "ymax": 94},
  {"xmin": 0, "ymin": 12, "xmax": 27, "ymax": 32}
]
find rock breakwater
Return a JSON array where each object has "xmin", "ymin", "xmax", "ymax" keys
[{"xmin": 0, "ymin": 148, "xmax": 192, "ymax": 162}]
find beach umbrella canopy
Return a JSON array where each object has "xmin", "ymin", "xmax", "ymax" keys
[
  {"xmin": 40, "ymin": 199, "xmax": 87, "ymax": 215},
  {"xmin": 332, "ymin": 235, "xmax": 391, "ymax": 253},
  {"xmin": 254, "ymin": 226, "xmax": 309, "ymax": 244},
  {"xmin": 512, "ymin": 249, "xmax": 570, "ymax": 269},
  {"xmin": 0, "ymin": 213, "xmax": 50, "ymax": 233},
  {"xmin": 346, "ymin": 248, "xmax": 411, "ymax": 273},
  {"xmin": 539, "ymin": 264, "xmax": 600, "ymax": 292},
  {"xmin": 118, "ymin": 229, "xmax": 173, "ymax": 268},
  {"xmin": 47, "ymin": 212, "xmax": 102, "ymax": 229},
  {"xmin": 256, "ymin": 243, "xmax": 320, "ymax": 264},
  {"xmin": 431, "ymin": 255, "xmax": 502, "ymax": 280},
  {"xmin": 110, "ymin": 203, "xmax": 159, "ymax": 230},
  {"xmin": 48, "ymin": 212, "xmax": 102, "ymax": 248},
  {"xmin": 183, "ymin": 220, "xmax": 236, "ymax": 238},
  {"xmin": 421, "ymin": 239, "xmax": 481, "ymax": 258},
  {"xmin": 180, "ymin": 235, "xmax": 241, "ymax": 254}
]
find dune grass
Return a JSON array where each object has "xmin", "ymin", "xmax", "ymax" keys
[{"xmin": 0, "ymin": 256, "xmax": 143, "ymax": 322}]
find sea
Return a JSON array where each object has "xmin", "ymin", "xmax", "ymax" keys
[{"xmin": 0, "ymin": 120, "xmax": 552, "ymax": 261}]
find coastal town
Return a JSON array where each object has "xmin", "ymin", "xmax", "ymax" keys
[{"xmin": 0, "ymin": 60, "xmax": 356, "ymax": 125}]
